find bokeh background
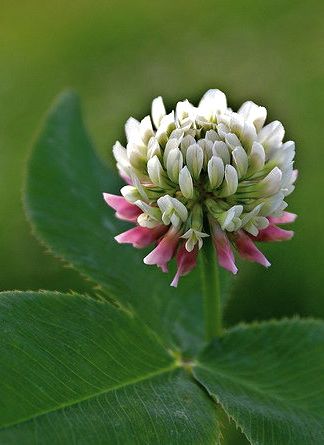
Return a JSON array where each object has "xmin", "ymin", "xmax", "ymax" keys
[{"xmin": 1, "ymin": 1, "xmax": 323, "ymax": 442}]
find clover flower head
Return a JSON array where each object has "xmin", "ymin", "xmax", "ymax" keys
[{"xmin": 104, "ymin": 89, "xmax": 297, "ymax": 286}]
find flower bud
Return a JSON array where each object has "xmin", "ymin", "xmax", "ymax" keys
[
  {"xmin": 217, "ymin": 205, "xmax": 243, "ymax": 232},
  {"xmin": 218, "ymin": 165, "xmax": 238, "ymax": 197},
  {"xmin": 208, "ymin": 156, "xmax": 224, "ymax": 189},
  {"xmin": 157, "ymin": 195, "xmax": 188, "ymax": 228},
  {"xmin": 248, "ymin": 142, "xmax": 265, "ymax": 175},
  {"xmin": 241, "ymin": 204, "xmax": 269, "ymax": 236},
  {"xmin": 180, "ymin": 135, "xmax": 196, "ymax": 157},
  {"xmin": 198, "ymin": 139, "xmax": 214, "ymax": 168},
  {"xmin": 232, "ymin": 146, "xmax": 248, "ymax": 178},
  {"xmin": 166, "ymin": 148, "xmax": 183, "ymax": 183},
  {"xmin": 127, "ymin": 142, "xmax": 147, "ymax": 171},
  {"xmin": 147, "ymin": 156, "xmax": 170, "ymax": 188},
  {"xmin": 163, "ymin": 137, "xmax": 181, "ymax": 166},
  {"xmin": 156, "ymin": 112, "xmax": 176, "ymax": 145},
  {"xmin": 179, "ymin": 166, "xmax": 194, "ymax": 199},
  {"xmin": 121, "ymin": 185, "xmax": 142, "ymax": 203},
  {"xmin": 186, "ymin": 144, "xmax": 204, "ymax": 180},
  {"xmin": 240, "ymin": 121, "xmax": 258, "ymax": 151},
  {"xmin": 213, "ymin": 141, "xmax": 230, "ymax": 164},
  {"xmin": 135, "ymin": 200, "xmax": 162, "ymax": 228},
  {"xmin": 182, "ymin": 228, "xmax": 209, "ymax": 251}
]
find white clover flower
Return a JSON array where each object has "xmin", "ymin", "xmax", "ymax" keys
[{"xmin": 104, "ymin": 89, "xmax": 297, "ymax": 286}]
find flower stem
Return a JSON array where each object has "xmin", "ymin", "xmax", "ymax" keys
[{"xmin": 199, "ymin": 238, "xmax": 222, "ymax": 341}]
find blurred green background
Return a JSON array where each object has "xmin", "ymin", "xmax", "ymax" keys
[{"xmin": 1, "ymin": 1, "xmax": 323, "ymax": 442}]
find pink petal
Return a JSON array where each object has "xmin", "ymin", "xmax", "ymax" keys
[
  {"xmin": 210, "ymin": 222, "xmax": 238, "ymax": 274},
  {"xmin": 254, "ymin": 225, "xmax": 294, "ymax": 242},
  {"xmin": 171, "ymin": 243, "xmax": 198, "ymax": 287},
  {"xmin": 158, "ymin": 263, "xmax": 169, "ymax": 273},
  {"xmin": 115, "ymin": 225, "xmax": 167, "ymax": 248},
  {"xmin": 235, "ymin": 230, "xmax": 271, "ymax": 268},
  {"xmin": 120, "ymin": 172, "xmax": 132, "ymax": 185},
  {"xmin": 144, "ymin": 227, "xmax": 180, "ymax": 270},
  {"xmin": 103, "ymin": 193, "xmax": 141, "ymax": 222},
  {"xmin": 269, "ymin": 212, "xmax": 297, "ymax": 225}
]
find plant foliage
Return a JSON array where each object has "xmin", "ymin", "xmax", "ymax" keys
[{"xmin": 0, "ymin": 92, "xmax": 322, "ymax": 444}]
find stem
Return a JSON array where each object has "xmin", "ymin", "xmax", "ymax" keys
[{"xmin": 199, "ymin": 237, "xmax": 222, "ymax": 341}]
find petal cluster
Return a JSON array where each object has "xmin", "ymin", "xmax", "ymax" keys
[{"xmin": 104, "ymin": 89, "xmax": 297, "ymax": 286}]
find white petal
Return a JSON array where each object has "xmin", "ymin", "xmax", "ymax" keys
[
  {"xmin": 120, "ymin": 185, "xmax": 142, "ymax": 202},
  {"xmin": 171, "ymin": 198, "xmax": 188, "ymax": 222},
  {"xmin": 241, "ymin": 203, "xmax": 263, "ymax": 226},
  {"xmin": 198, "ymin": 138, "xmax": 214, "ymax": 167},
  {"xmin": 147, "ymin": 155, "xmax": 168, "ymax": 187},
  {"xmin": 208, "ymin": 156, "xmax": 224, "ymax": 189},
  {"xmin": 163, "ymin": 137, "xmax": 180, "ymax": 166},
  {"xmin": 244, "ymin": 223, "xmax": 259, "ymax": 237},
  {"xmin": 126, "ymin": 142, "xmax": 147, "ymax": 170},
  {"xmin": 113, "ymin": 141, "xmax": 130, "ymax": 175},
  {"xmin": 169, "ymin": 128, "xmax": 184, "ymax": 141},
  {"xmin": 225, "ymin": 133, "xmax": 241, "ymax": 150},
  {"xmin": 230, "ymin": 113, "xmax": 245, "ymax": 136},
  {"xmin": 155, "ymin": 111, "xmax": 176, "ymax": 145},
  {"xmin": 157, "ymin": 195, "xmax": 188, "ymax": 227},
  {"xmin": 180, "ymin": 135, "xmax": 196, "ymax": 157},
  {"xmin": 130, "ymin": 173, "xmax": 149, "ymax": 201},
  {"xmin": 125, "ymin": 117, "xmax": 142, "ymax": 145},
  {"xmin": 147, "ymin": 137, "xmax": 161, "ymax": 159},
  {"xmin": 198, "ymin": 89, "xmax": 227, "ymax": 121},
  {"xmin": 186, "ymin": 144, "xmax": 204, "ymax": 180},
  {"xmin": 139, "ymin": 115, "xmax": 154, "ymax": 144},
  {"xmin": 238, "ymin": 101, "xmax": 267, "ymax": 131},
  {"xmin": 257, "ymin": 192, "xmax": 284, "ymax": 216},
  {"xmin": 258, "ymin": 121, "xmax": 285, "ymax": 151},
  {"xmin": 258, "ymin": 166, "xmax": 282, "ymax": 196},
  {"xmin": 216, "ymin": 122, "xmax": 230, "ymax": 139},
  {"xmin": 240, "ymin": 121, "xmax": 258, "ymax": 151},
  {"xmin": 219, "ymin": 205, "xmax": 243, "ymax": 230},
  {"xmin": 270, "ymin": 140, "xmax": 295, "ymax": 169},
  {"xmin": 166, "ymin": 148, "xmax": 183, "ymax": 183},
  {"xmin": 157, "ymin": 195, "xmax": 172, "ymax": 214},
  {"xmin": 179, "ymin": 166, "xmax": 194, "ymax": 199},
  {"xmin": 205, "ymin": 129, "xmax": 221, "ymax": 142},
  {"xmin": 137, "ymin": 213, "xmax": 161, "ymax": 228},
  {"xmin": 248, "ymin": 141, "xmax": 265, "ymax": 175},
  {"xmin": 232, "ymin": 146, "xmax": 248, "ymax": 178},
  {"xmin": 255, "ymin": 216, "xmax": 269, "ymax": 230},
  {"xmin": 218, "ymin": 165, "xmax": 238, "ymax": 197},
  {"xmin": 176, "ymin": 99, "xmax": 196, "ymax": 122},
  {"xmin": 213, "ymin": 141, "xmax": 230, "ymax": 164},
  {"xmin": 151, "ymin": 96, "xmax": 166, "ymax": 128}
]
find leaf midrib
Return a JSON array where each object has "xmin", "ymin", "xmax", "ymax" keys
[
  {"xmin": 1, "ymin": 362, "xmax": 179, "ymax": 431},
  {"xmin": 195, "ymin": 363, "xmax": 319, "ymax": 415}
]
